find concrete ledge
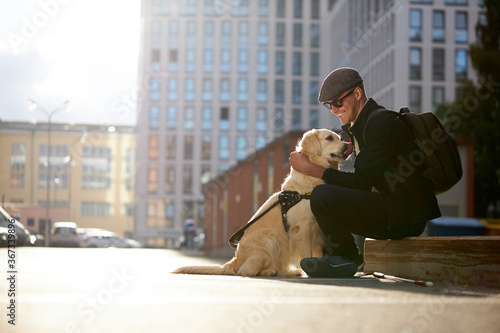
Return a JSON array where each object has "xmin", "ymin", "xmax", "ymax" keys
[{"xmin": 363, "ymin": 236, "xmax": 500, "ymax": 288}]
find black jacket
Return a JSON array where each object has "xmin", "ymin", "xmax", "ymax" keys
[{"xmin": 322, "ymin": 98, "xmax": 441, "ymax": 238}]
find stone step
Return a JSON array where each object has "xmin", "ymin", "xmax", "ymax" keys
[{"xmin": 363, "ymin": 236, "xmax": 500, "ymax": 288}]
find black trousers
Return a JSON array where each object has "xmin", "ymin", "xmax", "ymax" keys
[{"xmin": 310, "ymin": 184, "xmax": 391, "ymax": 259}]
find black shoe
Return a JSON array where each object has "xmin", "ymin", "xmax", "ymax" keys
[{"xmin": 301, "ymin": 254, "xmax": 361, "ymax": 278}]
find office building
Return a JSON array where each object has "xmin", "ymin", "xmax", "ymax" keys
[
  {"xmin": 0, "ymin": 121, "xmax": 135, "ymax": 238},
  {"xmin": 134, "ymin": 0, "xmax": 336, "ymax": 247}
]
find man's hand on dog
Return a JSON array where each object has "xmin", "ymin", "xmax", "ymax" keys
[{"xmin": 289, "ymin": 151, "xmax": 326, "ymax": 178}]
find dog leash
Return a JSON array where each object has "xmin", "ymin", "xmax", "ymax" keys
[{"xmin": 228, "ymin": 191, "xmax": 311, "ymax": 248}]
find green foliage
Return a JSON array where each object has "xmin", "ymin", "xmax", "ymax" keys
[{"xmin": 436, "ymin": 0, "xmax": 500, "ymax": 217}]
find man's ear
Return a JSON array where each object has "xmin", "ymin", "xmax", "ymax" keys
[{"xmin": 298, "ymin": 130, "xmax": 321, "ymax": 157}]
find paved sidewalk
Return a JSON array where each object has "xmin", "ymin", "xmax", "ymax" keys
[{"xmin": 1, "ymin": 247, "xmax": 499, "ymax": 333}]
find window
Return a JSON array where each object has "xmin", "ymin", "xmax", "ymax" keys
[
  {"xmin": 203, "ymin": 48, "xmax": 213, "ymax": 72},
  {"xmin": 257, "ymin": 79, "xmax": 267, "ymax": 103},
  {"xmin": 221, "ymin": 49, "xmax": 231, "ymax": 73},
  {"xmin": 310, "ymin": 81, "xmax": 319, "ymax": 105},
  {"xmin": 455, "ymin": 49, "xmax": 467, "ymax": 80},
  {"xmin": 293, "ymin": 52, "xmax": 302, "ymax": 75},
  {"xmin": 293, "ymin": 24, "xmax": 302, "ymax": 47},
  {"xmin": 294, "ymin": 0, "xmax": 302, "ymax": 18},
  {"xmin": 276, "ymin": 23, "xmax": 285, "ymax": 46},
  {"xmin": 186, "ymin": 21, "xmax": 196, "ymax": 47},
  {"xmin": 232, "ymin": 0, "xmax": 249, "ymax": 16},
  {"xmin": 201, "ymin": 135, "xmax": 211, "ymax": 160},
  {"xmin": 168, "ymin": 20, "xmax": 178, "ymax": 48},
  {"xmin": 183, "ymin": 165, "xmax": 193, "ymax": 193},
  {"xmin": 236, "ymin": 136, "xmax": 247, "ymax": 160},
  {"xmin": 165, "ymin": 165, "xmax": 175, "ymax": 193},
  {"xmin": 167, "ymin": 107, "xmax": 177, "ymax": 129},
  {"xmin": 11, "ymin": 143, "xmax": 26, "ymax": 189},
  {"xmin": 148, "ymin": 136, "xmax": 159, "ymax": 159},
  {"xmin": 292, "ymin": 109, "xmax": 301, "ymax": 130},
  {"xmin": 202, "ymin": 107, "xmax": 212, "ymax": 131},
  {"xmin": 310, "ymin": 24, "xmax": 320, "ymax": 47},
  {"xmin": 147, "ymin": 199, "xmax": 174, "ymax": 228},
  {"xmin": 311, "ymin": 0, "xmax": 320, "ymax": 19},
  {"xmin": 445, "ymin": 0, "xmax": 467, "ymax": 4},
  {"xmin": 256, "ymin": 136, "xmax": 266, "ymax": 150},
  {"xmin": 168, "ymin": 21, "xmax": 178, "ymax": 72},
  {"xmin": 277, "ymin": 0, "xmax": 285, "ymax": 18},
  {"xmin": 238, "ymin": 49, "xmax": 248, "ymax": 74},
  {"xmin": 409, "ymin": 86, "xmax": 422, "ymax": 114},
  {"xmin": 257, "ymin": 50, "xmax": 268, "ymax": 74},
  {"xmin": 184, "ymin": 107, "xmax": 194, "ymax": 130},
  {"xmin": 258, "ymin": 22, "xmax": 268, "ymax": 45},
  {"xmin": 150, "ymin": 78, "xmax": 160, "ymax": 101},
  {"xmin": 309, "ymin": 110, "xmax": 319, "ymax": 129},
  {"xmin": 220, "ymin": 78, "xmax": 230, "ymax": 102},
  {"xmin": 433, "ymin": 11, "xmax": 445, "ymax": 42},
  {"xmin": 148, "ymin": 164, "xmax": 158, "ymax": 193},
  {"xmin": 238, "ymin": 21, "xmax": 249, "ymax": 46},
  {"xmin": 455, "ymin": 12, "xmax": 468, "ymax": 43},
  {"xmin": 237, "ymin": 107, "xmax": 248, "ymax": 131},
  {"xmin": 151, "ymin": 20, "xmax": 161, "ymax": 49},
  {"xmin": 151, "ymin": 49, "xmax": 160, "ymax": 72},
  {"xmin": 409, "ymin": 48, "xmax": 422, "ymax": 80},
  {"xmin": 81, "ymin": 146, "xmax": 111, "ymax": 190},
  {"xmin": 180, "ymin": 0, "xmax": 197, "ymax": 16},
  {"xmin": 219, "ymin": 136, "xmax": 230, "ymax": 160},
  {"xmin": 238, "ymin": 79, "xmax": 248, "ymax": 102},
  {"xmin": 204, "ymin": 21, "xmax": 214, "ymax": 47},
  {"xmin": 256, "ymin": 108, "xmax": 267, "ymax": 132},
  {"xmin": 221, "ymin": 20, "xmax": 231, "ymax": 47},
  {"xmin": 433, "ymin": 48, "xmax": 445, "ymax": 81},
  {"xmin": 81, "ymin": 202, "xmax": 110, "ymax": 217},
  {"xmin": 293, "ymin": 81, "xmax": 302, "ymax": 104},
  {"xmin": 186, "ymin": 49, "xmax": 196, "ymax": 72},
  {"xmin": 203, "ymin": 78, "xmax": 213, "ymax": 102},
  {"xmin": 220, "ymin": 107, "xmax": 230, "ymax": 131},
  {"xmin": 184, "ymin": 135, "xmax": 193, "ymax": 159},
  {"xmin": 310, "ymin": 52, "xmax": 319, "ymax": 76},
  {"xmin": 259, "ymin": 0, "xmax": 268, "ymax": 17},
  {"xmin": 432, "ymin": 87, "xmax": 445, "ymax": 112},
  {"xmin": 274, "ymin": 109, "xmax": 284, "ymax": 133},
  {"xmin": 275, "ymin": 51, "xmax": 285, "ymax": 75},
  {"xmin": 185, "ymin": 78, "xmax": 195, "ymax": 101},
  {"xmin": 275, "ymin": 80, "xmax": 284, "ymax": 103},
  {"xmin": 168, "ymin": 78, "xmax": 177, "ymax": 101},
  {"xmin": 409, "ymin": 9, "xmax": 422, "ymax": 41},
  {"xmin": 165, "ymin": 136, "xmax": 176, "ymax": 159},
  {"xmin": 149, "ymin": 106, "xmax": 159, "ymax": 128}
]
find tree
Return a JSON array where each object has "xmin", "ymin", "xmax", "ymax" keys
[{"xmin": 436, "ymin": 0, "xmax": 500, "ymax": 217}]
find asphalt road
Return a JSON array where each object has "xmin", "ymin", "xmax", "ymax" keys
[{"xmin": 1, "ymin": 247, "xmax": 499, "ymax": 333}]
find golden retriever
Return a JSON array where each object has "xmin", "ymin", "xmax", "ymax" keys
[{"xmin": 172, "ymin": 129, "xmax": 352, "ymax": 277}]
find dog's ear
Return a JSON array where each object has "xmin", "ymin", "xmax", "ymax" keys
[{"xmin": 298, "ymin": 130, "xmax": 321, "ymax": 156}]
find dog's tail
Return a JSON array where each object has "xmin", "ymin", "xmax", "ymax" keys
[{"xmin": 172, "ymin": 258, "xmax": 237, "ymax": 275}]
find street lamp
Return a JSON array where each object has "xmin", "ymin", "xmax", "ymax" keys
[{"xmin": 28, "ymin": 99, "xmax": 70, "ymax": 247}]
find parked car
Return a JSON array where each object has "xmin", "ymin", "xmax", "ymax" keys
[
  {"xmin": 50, "ymin": 222, "xmax": 83, "ymax": 247},
  {"xmin": 82, "ymin": 228, "xmax": 142, "ymax": 248},
  {"xmin": 0, "ymin": 207, "xmax": 36, "ymax": 247}
]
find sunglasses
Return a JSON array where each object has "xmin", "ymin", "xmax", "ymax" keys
[{"xmin": 322, "ymin": 87, "xmax": 357, "ymax": 110}]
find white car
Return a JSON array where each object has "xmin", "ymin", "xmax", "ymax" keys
[
  {"xmin": 82, "ymin": 229, "xmax": 141, "ymax": 248},
  {"xmin": 50, "ymin": 222, "xmax": 84, "ymax": 247}
]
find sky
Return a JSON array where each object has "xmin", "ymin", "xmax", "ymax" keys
[{"xmin": 0, "ymin": 0, "xmax": 141, "ymax": 126}]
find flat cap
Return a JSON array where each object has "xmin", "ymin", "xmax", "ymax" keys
[{"xmin": 318, "ymin": 67, "xmax": 363, "ymax": 102}]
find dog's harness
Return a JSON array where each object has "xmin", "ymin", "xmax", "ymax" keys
[{"xmin": 228, "ymin": 191, "xmax": 311, "ymax": 248}]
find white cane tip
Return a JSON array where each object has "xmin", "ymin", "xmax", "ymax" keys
[{"xmin": 426, "ymin": 281, "xmax": 433, "ymax": 287}]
